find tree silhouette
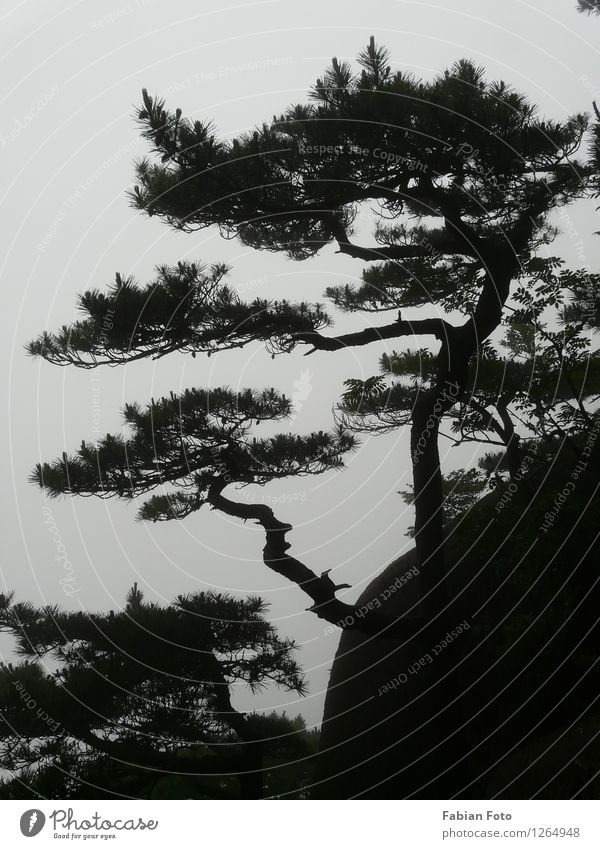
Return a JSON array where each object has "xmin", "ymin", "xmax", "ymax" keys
[
  {"xmin": 0, "ymin": 585, "xmax": 309, "ymax": 799},
  {"xmin": 29, "ymin": 40, "xmax": 592, "ymax": 637},
  {"xmin": 577, "ymin": 0, "xmax": 600, "ymax": 14},
  {"xmin": 30, "ymin": 388, "xmax": 410, "ymax": 636},
  {"xmin": 26, "ymin": 40, "xmax": 598, "ymax": 797},
  {"xmin": 340, "ymin": 258, "xmax": 600, "ymax": 527}
]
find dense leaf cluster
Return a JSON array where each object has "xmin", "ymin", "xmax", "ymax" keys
[
  {"xmin": 0, "ymin": 586, "xmax": 305, "ymax": 795},
  {"xmin": 31, "ymin": 386, "xmax": 355, "ymax": 522}
]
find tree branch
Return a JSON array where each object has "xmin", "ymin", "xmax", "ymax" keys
[
  {"xmin": 78, "ymin": 729, "xmax": 259, "ymax": 777},
  {"xmin": 327, "ymin": 209, "xmax": 482, "ymax": 262},
  {"xmin": 327, "ymin": 217, "xmax": 435, "ymax": 261},
  {"xmin": 294, "ymin": 316, "xmax": 453, "ymax": 353},
  {"xmin": 206, "ymin": 481, "xmax": 417, "ymax": 640}
]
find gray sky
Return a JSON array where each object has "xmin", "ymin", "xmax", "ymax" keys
[{"xmin": 1, "ymin": 0, "xmax": 599, "ymax": 726}]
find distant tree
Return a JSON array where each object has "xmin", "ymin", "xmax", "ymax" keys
[
  {"xmin": 259, "ymin": 711, "xmax": 320, "ymax": 799},
  {"xmin": 0, "ymin": 585, "xmax": 308, "ymax": 799}
]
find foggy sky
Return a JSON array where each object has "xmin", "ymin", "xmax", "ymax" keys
[{"xmin": 1, "ymin": 0, "xmax": 599, "ymax": 725}]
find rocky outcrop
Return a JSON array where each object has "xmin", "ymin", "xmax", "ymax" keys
[{"xmin": 313, "ymin": 449, "xmax": 600, "ymax": 798}]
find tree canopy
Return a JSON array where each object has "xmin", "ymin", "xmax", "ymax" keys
[
  {"xmin": 29, "ymin": 42, "xmax": 594, "ymax": 640},
  {"xmin": 577, "ymin": 0, "xmax": 600, "ymax": 14},
  {"xmin": 24, "ymin": 38, "xmax": 600, "ymax": 799},
  {"xmin": 0, "ymin": 585, "xmax": 310, "ymax": 798}
]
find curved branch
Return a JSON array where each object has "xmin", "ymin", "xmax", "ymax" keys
[
  {"xmin": 206, "ymin": 481, "xmax": 416, "ymax": 641},
  {"xmin": 295, "ymin": 316, "xmax": 453, "ymax": 354},
  {"xmin": 327, "ymin": 216, "xmax": 472, "ymax": 262}
]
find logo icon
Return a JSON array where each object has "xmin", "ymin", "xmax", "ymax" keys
[
  {"xmin": 289, "ymin": 369, "xmax": 313, "ymax": 421},
  {"xmin": 20, "ymin": 810, "xmax": 45, "ymax": 837}
]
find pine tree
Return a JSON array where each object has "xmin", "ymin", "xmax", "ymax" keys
[
  {"xmin": 577, "ymin": 0, "xmax": 600, "ymax": 14},
  {"xmin": 0, "ymin": 586, "xmax": 308, "ymax": 799},
  {"xmin": 340, "ymin": 259, "xmax": 600, "ymax": 466},
  {"xmin": 340, "ymin": 260, "xmax": 600, "ymax": 531},
  {"xmin": 28, "ymin": 39, "xmax": 592, "ymax": 634},
  {"xmin": 29, "ymin": 388, "xmax": 405, "ymax": 636}
]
